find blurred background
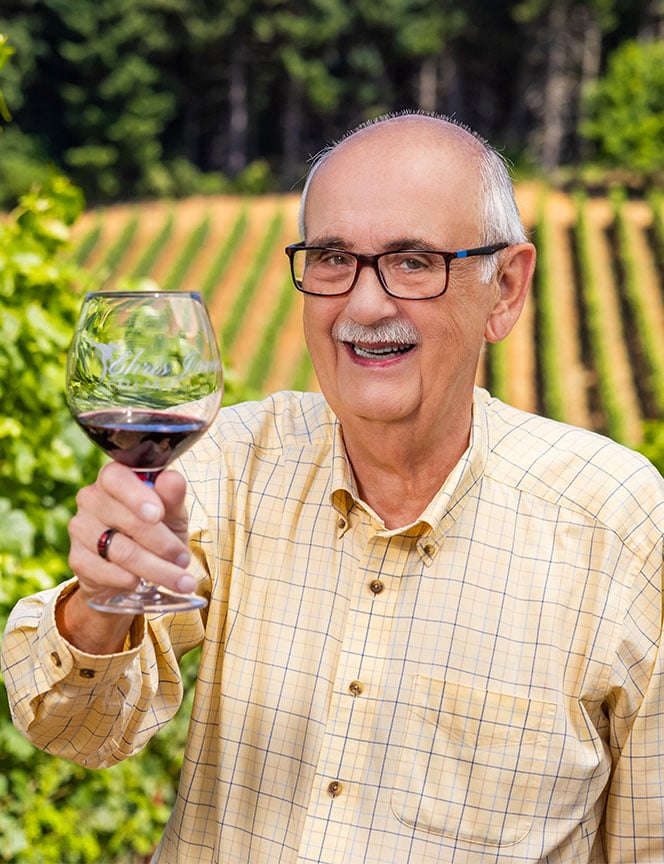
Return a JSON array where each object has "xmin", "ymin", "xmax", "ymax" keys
[
  {"xmin": 0, "ymin": 0, "xmax": 663, "ymax": 204},
  {"xmin": 0, "ymin": 2, "xmax": 663, "ymax": 861}
]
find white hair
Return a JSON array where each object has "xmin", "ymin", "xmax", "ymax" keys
[{"xmin": 298, "ymin": 111, "xmax": 527, "ymax": 283}]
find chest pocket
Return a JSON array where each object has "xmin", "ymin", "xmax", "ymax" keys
[{"xmin": 391, "ymin": 675, "xmax": 556, "ymax": 847}]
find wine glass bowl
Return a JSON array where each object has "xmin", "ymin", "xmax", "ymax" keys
[{"xmin": 66, "ymin": 290, "xmax": 223, "ymax": 613}]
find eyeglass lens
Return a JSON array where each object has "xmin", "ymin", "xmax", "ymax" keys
[{"xmin": 292, "ymin": 248, "xmax": 451, "ymax": 298}]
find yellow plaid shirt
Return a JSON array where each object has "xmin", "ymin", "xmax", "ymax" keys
[{"xmin": 3, "ymin": 388, "xmax": 664, "ymax": 863}]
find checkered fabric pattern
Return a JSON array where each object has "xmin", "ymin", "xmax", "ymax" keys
[{"xmin": 3, "ymin": 388, "xmax": 663, "ymax": 863}]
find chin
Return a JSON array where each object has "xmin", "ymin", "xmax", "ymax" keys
[{"xmin": 335, "ymin": 385, "xmax": 419, "ymax": 425}]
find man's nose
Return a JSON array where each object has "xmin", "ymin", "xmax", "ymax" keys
[{"xmin": 345, "ymin": 260, "xmax": 398, "ymax": 319}]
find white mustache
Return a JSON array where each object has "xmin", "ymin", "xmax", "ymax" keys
[{"xmin": 332, "ymin": 319, "xmax": 421, "ymax": 345}]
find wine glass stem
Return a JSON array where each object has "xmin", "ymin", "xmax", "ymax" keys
[
  {"xmin": 135, "ymin": 470, "xmax": 161, "ymax": 487},
  {"xmin": 134, "ymin": 469, "xmax": 162, "ymax": 593}
]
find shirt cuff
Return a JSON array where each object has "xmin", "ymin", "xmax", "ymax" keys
[{"xmin": 39, "ymin": 580, "xmax": 146, "ymax": 687}]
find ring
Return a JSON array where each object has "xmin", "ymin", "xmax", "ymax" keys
[{"xmin": 97, "ymin": 528, "xmax": 117, "ymax": 560}]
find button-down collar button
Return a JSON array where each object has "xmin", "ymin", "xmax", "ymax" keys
[
  {"xmin": 349, "ymin": 680, "xmax": 364, "ymax": 697},
  {"xmin": 79, "ymin": 668, "xmax": 96, "ymax": 679},
  {"xmin": 369, "ymin": 579, "xmax": 385, "ymax": 595},
  {"xmin": 337, "ymin": 516, "xmax": 347, "ymax": 530},
  {"xmin": 50, "ymin": 651, "xmax": 62, "ymax": 667},
  {"xmin": 327, "ymin": 780, "xmax": 343, "ymax": 797},
  {"xmin": 423, "ymin": 543, "xmax": 435, "ymax": 556}
]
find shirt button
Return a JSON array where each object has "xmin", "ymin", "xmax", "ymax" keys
[
  {"xmin": 327, "ymin": 780, "xmax": 343, "ymax": 798},
  {"xmin": 337, "ymin": 516, "xmax": 347, "ymax": 530},
  {"xmin": 423, "ymin": 543, "xmax": 435, "ymax": 556},
  {"xmin": 349, "ymin": 680, "xmax": 364, "ymax": 696},
  {"xmin": 50, "ymin": 651, "xmax": 62, "ymax": 667},
  {"xmin": 79, "ymin": 668, "xmax": 96, "ymax": 679},
  {"xmin": 369, "ymin": 579, "xmax": 385, "ymax": 595}
]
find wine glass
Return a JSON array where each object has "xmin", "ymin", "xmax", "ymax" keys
[{"xmin": 66, "ymin": 289, "xmax": 223, "ymax": 614}]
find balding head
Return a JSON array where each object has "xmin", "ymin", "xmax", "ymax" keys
[
  {"xmin": 312, "ymin": 113, "xmax": 488, "ymax": 173},
  {"xmin": 299, "ymin": 112, "xmax": 527, "ymax": 278}
]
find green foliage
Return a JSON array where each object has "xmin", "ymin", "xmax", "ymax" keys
[
  {"xmin": 95, "ymin": 210, "xmax": 140, "ymax": 287},
  {"xmin": 0, "ymin": 38, "xmax": 54, "ymax": 210},
  {"xmin": 127, "ymin": 209, "xmax": 175, "ymax": 281},
  {"xmin": 573, "ymin": 192, "xmax": 629, "ymax": 444},
  {"xmin": 0, "ymin": 33, "xmax": 13, "ymax": 123},
  {"xmin": 639, "ymin": 421, "xmax": 664, "ymax": 477},
  {"xmin": 2, "ymin": 0, "xmax": 661, "ymax": 200},
  {"xmin": 290, "ymin": 346, "xmax": 316, "ymax": 392},
  {"xmin": 69, "ymin": 217, "xmax": 103, "ymax": 267},
  {"xmin": 582, "ymin": 39, "xmax": 664, "ymax": 177},
  {"xmin": 485, "ymin": 340, "xmax": 509, "ymax": 404},
  {"xmin": 221, "ymin": 209, "xmax": 284, "ymax": 349},
  {"xmin": 257, "ymin": 1, "xmax": 349, "ymax": 111},
  {"xmin": 199, "ymin": 207, "xmax": 249, "ymax": 301},
  {"xmin": 245, "ymin": 274, "xmax": 297, "ymax": 393},
  {"xmin": 39, "ymin": 0, "xmax": 178, "ymax": 202},
  {"xmin": 0, "ymin": 176, "xmax": 210, "ymax": 863},
  {"xmin": 513, "ymin": 0, "xmax": 616, "ymax": 30},
  {"xmin": 0, "ymin": 176, "xmax": 99, "ymax": 577},
  {"xmin": 532, "ymin": 191, "xmax": 566, "ymax": 422},
  {"xmin": 611, "ymin": 188, "xmax": 664, "ymax": 413},
  {"xmin": 231, "ymin": 160, "xmax": 277, "ymax": 195},
  {"xmin": 161, "ymin": 213, "xmax": 211, "ymax": 291},
  {"xmin": 649, "ymin": 191, "xmax": 664, "ymax": 279},
  {"xmin": 143, "ymin": 157, "xmax": 231, "ymax": 199}
]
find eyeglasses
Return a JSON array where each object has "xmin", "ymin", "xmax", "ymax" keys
[{"xmin": 284, "ymin": 242, "xmax": 509, "ymax": 300}]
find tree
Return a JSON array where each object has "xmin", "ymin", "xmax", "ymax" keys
[
  {"xmin": 2, "ymin": 0, "xmax": 662, "ymax": 198},
  {"xmin": 28, "ymin": 0, "xmax": 177, "ymax": 201},
  {"xmin": 258, "ymin": 0, "xmax": 350, "ymax": 185},
  {"xmin": 509, "ymin": 0, "xmax": 618, "ymax": 172},
  {"xmin": 0, "ymin": 33, "xmax": 12, "ymax": 122},
  {"xmin": 581, "ymin": 38, "xmax": 664, "ymax": 177}
]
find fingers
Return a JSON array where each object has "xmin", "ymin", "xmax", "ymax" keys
[
  {"xmin": 68, "ymin": 463, "xmax": 195, "ymax": 601},
  {"xmin": 152, "ymin": 471, "xmax": 190, "ymax": 545}
]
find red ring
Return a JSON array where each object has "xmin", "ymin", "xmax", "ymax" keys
[{"xmin": 97, "ymin": 528, "xmax": 117, "ymax": 560}]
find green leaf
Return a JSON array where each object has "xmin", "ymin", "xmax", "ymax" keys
[{"xmin": 0, "ymin": 499, "xmax": 35, "ymax": 557}]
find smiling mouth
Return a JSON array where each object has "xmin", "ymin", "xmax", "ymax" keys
[
  {"xmin": 347, "ymin": 341, "xmax": 416, "ymax": 359},
  {"xmin": 332, "ymin": 320, "xmax": 421, "ymax": 361}
]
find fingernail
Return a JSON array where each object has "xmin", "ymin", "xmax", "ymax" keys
[
  {"xmin": 177, "ymin": 575, "xmax": 197, "ymax": 593},
  {"xmin": 139, "ymin": 502, "xmax": 161, "ymax": 522},
  {"xmin": 176, "ymin": 552, "xmax": 191, "ymax": 568}
]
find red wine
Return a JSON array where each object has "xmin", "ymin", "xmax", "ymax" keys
[{"xmin": 77, "ymin": 409, "xmax": 208, "ymax": 470}]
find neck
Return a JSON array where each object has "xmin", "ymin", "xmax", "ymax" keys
[{"xmin": 341, "ymin": 409, "xmax": 472, "ymax": 529}]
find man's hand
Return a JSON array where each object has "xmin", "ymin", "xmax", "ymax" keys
[{"xmin": 58, "ymin": 462, "xmax": 194, "ymax": 654}]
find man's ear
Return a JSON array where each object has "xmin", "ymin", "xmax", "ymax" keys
[{"xmin": 484, "ymin": 243, "xmax": 536, "ymax": 344}]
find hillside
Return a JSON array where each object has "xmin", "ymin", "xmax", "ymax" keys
[{"xmin": 70, "ymin": 185, "xmax": 664, "ymax": 448}]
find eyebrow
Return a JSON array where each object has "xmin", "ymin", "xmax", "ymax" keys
[{"xmin": 305, "ymin": 236, "xmax": 442, "ymax": 252}]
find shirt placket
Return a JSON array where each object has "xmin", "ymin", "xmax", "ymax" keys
[{"xmin": 298, "ymin": 515, "xmax": 418, "ymax": 862}]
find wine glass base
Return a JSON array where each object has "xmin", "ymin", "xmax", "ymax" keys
[{"xmin": 88, "ymin": 589, "xmax": 208, "ymax": 614}]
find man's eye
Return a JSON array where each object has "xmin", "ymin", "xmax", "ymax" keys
[
  {"xmin": 317, "ymin": 252, "xmax": 353, "ymax": 267},
  {"xmin": 392, "ymin": 253, "xmax": 437, "ymax": 271},
  {"xmin": 401, "ymin": 257, "xmax": 429, "ymax": 270}
]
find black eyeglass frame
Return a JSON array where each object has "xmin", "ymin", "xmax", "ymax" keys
[{"xmin": 284, "ymin": 241, "xmax": 509, "ymax": 299}]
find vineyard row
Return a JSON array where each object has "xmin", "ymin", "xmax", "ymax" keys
[{"xmin": 70, "ymin": 186, "xmax": 664, "ymax": 447}]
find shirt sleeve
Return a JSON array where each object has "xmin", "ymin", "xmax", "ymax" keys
[
  {"xmin": 1, "ymin": 578, "xmax": 205, "ymax": 768},
  {"xmin": 603, "ymin": 538, "xmax": 664, "ymax": 862}
]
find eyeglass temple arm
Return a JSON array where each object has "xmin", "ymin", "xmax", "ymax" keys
[{"xmin": 455, "ymin": 242, "xmax": 509, "ymax": 259}]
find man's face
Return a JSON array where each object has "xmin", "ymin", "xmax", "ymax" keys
[{"xmin": 301, "ymin": 121, "xmax": 501, "ymax": 434}]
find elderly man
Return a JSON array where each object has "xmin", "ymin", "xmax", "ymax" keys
[{"xmin": 3, "ymin": 113, "xmax": 664, "ymax": 863}]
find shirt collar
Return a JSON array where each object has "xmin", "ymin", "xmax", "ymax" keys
[{"xmin": 329, "ymin": 388, "xmax": 490, "ymax": 557}]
